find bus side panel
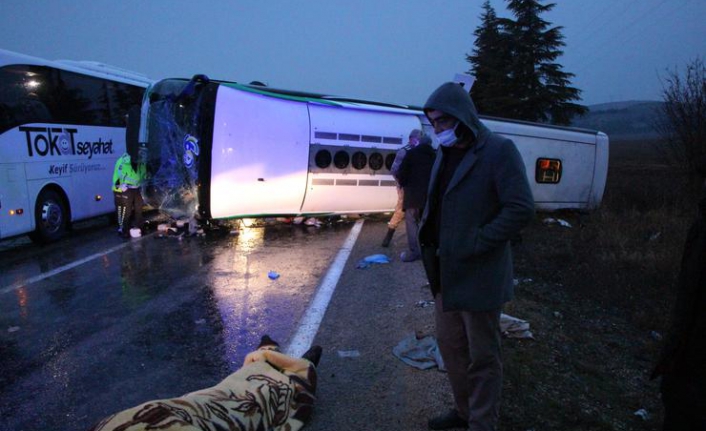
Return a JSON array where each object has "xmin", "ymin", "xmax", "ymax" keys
[
  {"xmin": 210, "ymin": 86, "xmax": 310, "ymax": 218},
  {"xmin": 18, "ymin": 126, "xmax": 123, "ymax": 222},
  {"xmin": 65, "ymin": 127, "xmax": 124, "ymax": 220},
  {"xmin": 485, "ymin": 119, "xmax": 601, "ymax": 211},
  {"xmin": 0, "ymin": 164, "xmax": 32, "ymax": 237},
  {"xmin": 301, "ymin": 104, "xmax": 421, "ymax": 214}
]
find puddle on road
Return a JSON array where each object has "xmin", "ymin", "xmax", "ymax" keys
[{"xmin": 205, "ymin": 221, "xmax": 351, "ymax": 369}]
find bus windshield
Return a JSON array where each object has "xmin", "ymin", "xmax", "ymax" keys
[{"xmin": 141, "ymin": 76, "xmax": 216, "ymax": 220}]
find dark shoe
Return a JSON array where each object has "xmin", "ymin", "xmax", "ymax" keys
[
  {"xmin": 257, "ymin": 335, "xmax": 280, "ymax": 350},
  {"xmin": 428, "ymin": 410, "xmax": 467, "ymax": 430},
  {"xmin": 401, "ymin": 251, "xmax": 420, "ymax": 262},
  {"xmin": 381, "ymin": 228, "xmax": 395, "ymax": 247},
  {"xmin": 302, "ymin": 345, "xmax": 322, "ymax": 367}
]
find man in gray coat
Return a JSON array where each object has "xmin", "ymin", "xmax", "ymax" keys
[{"xmin": 419, "ymin": 82, "xmax": 534, "ymax": 431}]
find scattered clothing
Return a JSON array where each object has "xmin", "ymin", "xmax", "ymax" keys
[
  {"xmin": 393, "ymin": 313, "xmax": 532, "ymax": 371},
  {"xmin": 392, "ymin": 333, "xmax": 446, "ymax": 371}
]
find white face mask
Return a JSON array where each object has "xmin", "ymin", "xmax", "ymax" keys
[{"xmin": 436, "ymin": 122, "xmax": 459, "ymax": 147}]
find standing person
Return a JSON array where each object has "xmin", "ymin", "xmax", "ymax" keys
[
  {"xmin": 418, "ymin": 82, "xmax": 534, "ymax": 431},
  {"xmin": 381, "ymin": 129, "xmax": 422, "ymax": 247},
  {"xmin": 112, "ymin": 105, "xmax": 146, "ymax": 238},
  {"xmin": 397, "ymin": 134, "xmax": 435, "ymax": 262},
  {"xmin": 652, "ymin": 158, "xmax": 706, "ymax": 431}
]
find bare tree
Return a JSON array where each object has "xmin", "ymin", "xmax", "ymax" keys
[{"xmin": 656, "ymin": 58, "xmax": 706, "ymax": 180}]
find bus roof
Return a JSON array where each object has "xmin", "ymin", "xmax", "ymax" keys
[{"xmin": 0, "ymin": 48, "xmax": 153, "ymax": 87}]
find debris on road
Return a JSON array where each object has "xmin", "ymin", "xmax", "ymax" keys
[
  {"xmin": 337, "ymin": 350, "xmax": 361, "ymax": 358},
  {"xmin": 355, "ymin": 254, "xmax": 390, "ymax": 269},
  {"xmin": 501, "ymin": 313, "xmax": 534, "ymax": 339},
  {"xmin": 542, "ymin": 217, "xmax": 572, "ymax": 228}
]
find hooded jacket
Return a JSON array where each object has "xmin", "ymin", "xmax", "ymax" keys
[{"xmin": 419, "ymin": 82, "xmax": 534, "ymax": 311}]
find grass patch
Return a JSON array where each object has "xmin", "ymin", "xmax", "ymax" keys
[{"xmin": 499, "ymin": 140, "xmax": 701, "ymax": 430}]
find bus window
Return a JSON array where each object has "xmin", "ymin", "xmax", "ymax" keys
[
  {"xmin": 107, "ymin": 81, "xmax": 145, "ymax": 126},
  {"xmin": 55, "ymin": 69, "xmax": 111, "ymax": 126},
  {"xmin": 0, "ymin": 65, "xmax": 56, "ymax": 131}
]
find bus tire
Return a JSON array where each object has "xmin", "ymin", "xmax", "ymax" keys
[{"xmin": 29, "ymin": 188, "xmax": 68, "ymax": 244}]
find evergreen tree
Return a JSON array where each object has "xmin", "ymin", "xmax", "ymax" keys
[
  {"xmin": 467, "ymin": 0, "xmax": 587, "ymax": 125},
  {"xmin": 467, "ymin": 1, "xmax": 513, "ymax": 117}
]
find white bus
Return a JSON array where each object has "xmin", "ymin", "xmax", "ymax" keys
[
  {"xmin": 140, "ymin": 75, "xmax": 608, "ymax": 222},
  {"xmin": 0, "ymin": 49, "xmax": 152, "ymax": 242}
]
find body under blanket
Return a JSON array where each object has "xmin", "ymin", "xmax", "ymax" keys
[{"xmin": 88, "ymin": 343, "xmax": 320, "ymax": 431}]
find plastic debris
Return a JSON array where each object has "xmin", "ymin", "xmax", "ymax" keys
[
  {"xmin": 543, "ymin": 217, "xmax": 572, "ymax": 228},
  {"xmin": 650, "ymin": 331, "xmax": 663, "ymax": 341},
  {"xmin": 195, "ymin": 319, "xmax": 206, "ymax": 325},
  {"xmin": 268, "ymin": 271, "xmax": 280, "ymax": 280},
  {"xmin": 188, "ymin": 217, "xmax": 199, "ymax": 235},
  {"xmin": 337, "ymin": 350, "xmax": 361, "ymax": 358},
  {"xmin": 129, "ymin": 228, "xmax": 142, "ymax": 238},
  {"xmin": 500, "ymin": 313, "xmax": 534, "ymax": 339},
  {"xmin": 7, "ymin": 326, "xmax": 20, "ymax": 333},
  {"xmin": 514, "ymin": 277, "xmax": 534, "ymax": 286},
  {"xmin": 356, "ymin": 253, "xmax": 390, "ymax": 269},
  {"xmin": 633, "ymin": 409, "xmax": 649, "ymax": 420},
  {"xmin": 304, "ymin": 217, "xmax": 321, "ymax": 227},
  {"xmin": 292, "ymin": 216, "xmax": 305, "ymax": 225},
  {"xmin": 415, "ymin": 300, "xmax": 435, "ymax": 308}
]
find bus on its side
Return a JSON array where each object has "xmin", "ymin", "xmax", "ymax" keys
[
  {"xmin": 140, "ymin": 75, "xmax": 608, "ymax": 222},
  {"xmin": 0, "ymin": 48, "xmax": 151, "ymax": 243}
]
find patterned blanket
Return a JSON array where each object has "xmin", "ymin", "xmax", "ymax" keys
[{"xmin": 88, "ymin": 342, "xmax": 319, "ymax": 431}]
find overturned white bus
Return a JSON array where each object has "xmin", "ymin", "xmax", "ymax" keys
[{"xmin": 139, "ymin": 75, "xmax": 608, "ymax": 221}]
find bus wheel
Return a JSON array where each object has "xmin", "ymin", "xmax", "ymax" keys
[{"xmin": 29, "ymin": 189, "xmax": 68, "ymax": 244}]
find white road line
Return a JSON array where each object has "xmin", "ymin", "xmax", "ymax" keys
[
  {"xmin": 285, "ymin": 218, "xmax": 364, "ymax": 357},
  {"xmin": 0, "ymin": 236, "xmax": 145, "ymax": 295}
]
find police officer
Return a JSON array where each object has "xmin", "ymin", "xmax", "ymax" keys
[{"xmin": 112, "ymin": 106, "xmax": 146, "ymax": 237}]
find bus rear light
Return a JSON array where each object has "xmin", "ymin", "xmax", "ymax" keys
[
  {"xmin": 9, "ymin": 208, "xmax": 24, "ymax": 215},
  {"xmin": 536, "ymin": 158, "xmax": 562, "ymax": 184}
]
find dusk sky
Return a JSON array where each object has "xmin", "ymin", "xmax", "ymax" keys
[{"xmin": 1, "ymin": 0, "xmax": 703, "ymax": 107}]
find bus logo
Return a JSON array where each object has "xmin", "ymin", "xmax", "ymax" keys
[
  {"xmin": 183, "ymin": 134, "xmax": 200, "ymax": 168},
  {"xmin": 19, "ymin": 126, "xmax": 114, "ymax": 159}
]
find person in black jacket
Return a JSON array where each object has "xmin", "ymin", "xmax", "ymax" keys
[
  {"xmin": 652, "ymin": 157, "xmax": 706, "ymax": 431},
  {"xmin": 396, "ymin": 134, "xmax": 435, "ymax": 262}
]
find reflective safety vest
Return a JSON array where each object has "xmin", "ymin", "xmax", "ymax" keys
[{"xmin": 112, "ymin": 153, "xmax": 146, "ymax": 192}]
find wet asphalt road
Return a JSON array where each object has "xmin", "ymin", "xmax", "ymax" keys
[{"xmin": 0, "ymin": 216, "xmax": 354, "ymax": 431}]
